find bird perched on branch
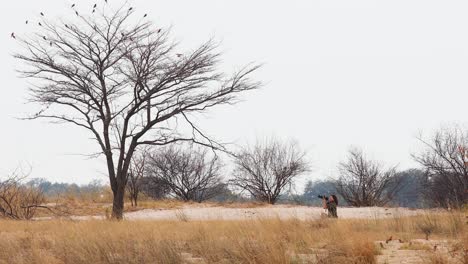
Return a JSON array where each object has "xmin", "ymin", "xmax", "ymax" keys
[
  {"xmin": 71, "ymin": 3, "xmax": 75, "ymax": 8},
  {"xmin": 40, "ymin": 12, "xmax": 44, "ymax": 16},
  {"xmin": 176, "ymin": 53, "xmax": 183, "ymax": 57},
  {"xmin": 11, "ymin": 32, "xmax": 16, "ymax": 39},
  {"xmin": 25, "ymin": 20, "xmax": 28, "ymax": 24},
  {"xmin": 128, "ymin": 7, "xmax": 133, "ymax": 11},
  {"xmin": 93, "ymin": 4, "xmax": 97, "ymax": 8},
  {"xmin": 144, "ymin": 14, "xmax": 147, "ymax": 17},
  {"xmin": 75, "ymin": 11, "xmax": 79, "ymax": 16},
  {"xmin": 38, "ymin": 22, "xmax": 42, "ymax": 26},
  {"xmin": 43, "ymin": 36, "xmax": 47, "ymax": 40}
]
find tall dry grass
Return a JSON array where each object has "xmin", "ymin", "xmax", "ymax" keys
[{"xmin": 0, "ymin": 212, "xmax": 464, "ymax": 264}]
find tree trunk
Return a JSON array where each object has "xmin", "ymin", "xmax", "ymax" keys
[{"xmin": 111, "ymin": 184, "xmax": 125, "ymax": 220}]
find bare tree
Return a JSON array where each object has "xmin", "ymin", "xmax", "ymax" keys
[
  {"xmin": 336, "ymin": 148, "xmax": 402, "ymax": 207},
  {"xmin": 413, "ymin": 126, "xmax": 468, "ymax": 208},
  {"xmin": 126, "ymin": 152, "xmax": 147, "ymax": 207},
  {"xmin": 14, "ymin": 5, "xmax": 260, "ymax": 219},
  {"xmin": 146, "ymin": 145, "xmax": 224, "ymax": 202},
  {"xmin": 230, "ymin": 139, "xmax": 308, "ymax": 204}
]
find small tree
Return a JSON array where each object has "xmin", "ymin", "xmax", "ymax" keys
[
  {"xmin": 126, "ymin": 153, "xmax": 147, "ymax": 207},
  {"xmin": 146, "ymin": 145, "xmax": 224, "ymax": 202},
  {"xmin": 230, "ymin": 139, "xmax": 308, "ymax": 204},
  {"xmin": 413, "ymin": 126, "xmax": 468, "ymax": 208},
  {"xmin": 336, "ymin": 148, "xmax": 402, "ymax": 207}
]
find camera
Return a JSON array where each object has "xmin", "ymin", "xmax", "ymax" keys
[{"xmin": 317, "ymin": 195, "xmax": 328, "ymax": 200}]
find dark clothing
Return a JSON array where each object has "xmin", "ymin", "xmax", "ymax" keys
[{"xmin": 326, "ymin": 201, "xmax": 338, "ymax": 218}]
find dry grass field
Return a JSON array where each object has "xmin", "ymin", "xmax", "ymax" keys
[{"xmin": 0, "ymin": 210, "xmax": 466, "ymax": 264}]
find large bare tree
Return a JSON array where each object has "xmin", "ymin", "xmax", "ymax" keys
[
  {"xmin": 336, "ymin": 148, "xmax": 402, "ymax": 207},
  {"xmin": 230, "ymin": 139, "xmax": 308, "ymax": 204},
  {"xmin": 14, "ymin": 5, "xmax": 260, "ymax": 219},
  {"xmin": 146, "ymin": 145, "xmax": 224, "ymax": 202},
  {"xmin": 413, "ymin": 126, "xmax": 468, "ymax": 208}
]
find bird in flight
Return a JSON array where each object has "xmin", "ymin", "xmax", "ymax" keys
[{"xmin": 11, "ymin": 32, "xmax": 16, "ymax": 39}]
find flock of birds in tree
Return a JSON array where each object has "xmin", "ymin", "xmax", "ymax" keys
[{"xmin": 10, "ymin": 1, "xmax": 158, "ymax": 50}]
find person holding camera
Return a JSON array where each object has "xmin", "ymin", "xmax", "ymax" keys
[{"xmin": 319, "ymin": 194, "xmax": 338, "ymax": 218}]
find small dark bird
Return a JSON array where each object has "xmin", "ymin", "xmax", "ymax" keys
[
  {"xmin": 38, "ymin": 22, "xmax": 42, "ymax": 26},
  {"xmin": 10, "ymin": 32, "xmax": 15, "ymax": 39},
  {"xmin": 433, "ymin": 245, "xmax": 437, "ymax": 251},
  {"xmin": 105, "ymin": 0, "xmax": 107, "ymax": 2},
  {"xmin": 128, "ymin": 7, "xmax": 133, "ymax": 11},
  {"xmin": 43, "ymin": 36, "xmax": 47, "ymax": 40},
  {"xmin": 25, "ymin": 20, "xmax": 28, "ymax": 24},
  {"xmin": 65, "ymin": 24, "xmax": 69, "ymax": 28},
  {"xmin": 71, "ymin": 3, "xmax": 75, "ymax": 8},
  {"xmin": 93, "ymin": 4, "xmax": 97, "ymax": 8},
  {"xmin": 176, "ymin": 53, "xmax": 183, "ymax": 57},
  {"xmin": 40, "ymin": 12, "xmax": 44, "ymax": 16},
  {"xmin": 93, "ymin": 9, "xmax": 96, "ymax": 13},
  {"xmin": 121, "ymin": 32, "xmax": 125, "ymax": 37},
  {"xmin": 75, "ymin": 11, "xmax": 79, "ymax": 16},
  {"xmin": 385, "ymin": 236, "xmax": 392, "ymax": 244},
  {"xmin": 157, "ymin": 29, "xmax": 162, "ymax": 33},
  {"xmin": 50, "ymin": 41, "xmax": 53, "ymax": 46},
  {"xmin": 143, "ymin": 14, "xmax": 147, "ymax": 17}
]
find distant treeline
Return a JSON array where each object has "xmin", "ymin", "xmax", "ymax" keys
[{"xmin": 26, "ymin": 167, "xmax": 429, "ymax": 208}]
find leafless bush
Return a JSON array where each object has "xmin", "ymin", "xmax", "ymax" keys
[
  {"xmin": 413, "ymin": 126, "xmax": 468, "ymax": 208},
  {"xmin": 230, "ymin": 138, "xmax": 308, "ymax": 204},
  {"xmin": 0, "ymin": 171, "xmax": 45, "ymax": 220},
  {"xmin": 126, "ymin": 152, "xmax": 147, "ymax": 207},
  {"xmin": 146, "ymin": 145, "xmax": 224, "ymax": 202},
  {"xmin": 335, "ymin": 148, "xmax": 403, "ymax": 207}
]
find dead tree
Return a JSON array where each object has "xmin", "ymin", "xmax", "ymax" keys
[
  {"xmin": 14, "ymin": 5, "xmax": 260, "ymax": 219},
  {"xmin": 146, "ymin": 145, "xmax": 224, "ymax": 202},
  {"xmin": 413, "ymin": 126, "xmax": 468, "ymax": 208},
  {"xmin": 336, "ymin": 148, "xmax": 402, "ymax": 207},
  {"xmin": 230, "ymin": 139, "xmax": 308, "ymax": 204},
  {"xmin": 126, "ymin": 152, "xmax": 147, "ymax": 207}
]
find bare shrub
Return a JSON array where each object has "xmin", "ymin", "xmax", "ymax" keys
[
  {"xmin": 126, "ymin": 152, "xmax": 147, "ymax": 207},
  {"xmin": 0, "ymin": 172, "xmax": 45, "ymax": 220},
  {"xmin": 413, "ymin": 126, "xmax": 468, "ymax": 208},
  {"xmin": 146, "ymin": 145, "xmax": 224, "ymax": 202},
  {"xmin": 230, "ymin": 138, "xmax": 308, "ymax": 204},
  {"xmin": 336, "ymin": 148, "xmax": 403, "ymax": 207},
  {"xmin": 415, "ymin": 214, "xmax": 440, "ymax": 240}
]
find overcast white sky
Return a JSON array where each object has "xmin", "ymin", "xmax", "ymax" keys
[{"xmin": 2, "ymin": 0, "xmax": 468, "ymax": 186}]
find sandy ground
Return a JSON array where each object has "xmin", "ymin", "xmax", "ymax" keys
[{"xmin": 41, "ymin": 205, "xmax": 427, "ymax": 221}]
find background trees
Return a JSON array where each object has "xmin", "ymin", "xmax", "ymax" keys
[
  {"xmin": 14, "ymin": 5, "xmax": 260, "ymax": 219},
  {"xmin": 335, "ymin": 148, "xmax": 403, "ymax": 207},
  {"xmin": 230, "ymin": 139, "xmax": 308, "ymax": 204},
  {"xmin": 126, "ymin": 152, "xmax": 147, "ymax": 207},
  {"xmin": 413, "ymin": 126, "xmax": 468, "ymax": 208},
  {"xmin": 146, "ymin": 145, "xmax": 224, "ymax": 202}
]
